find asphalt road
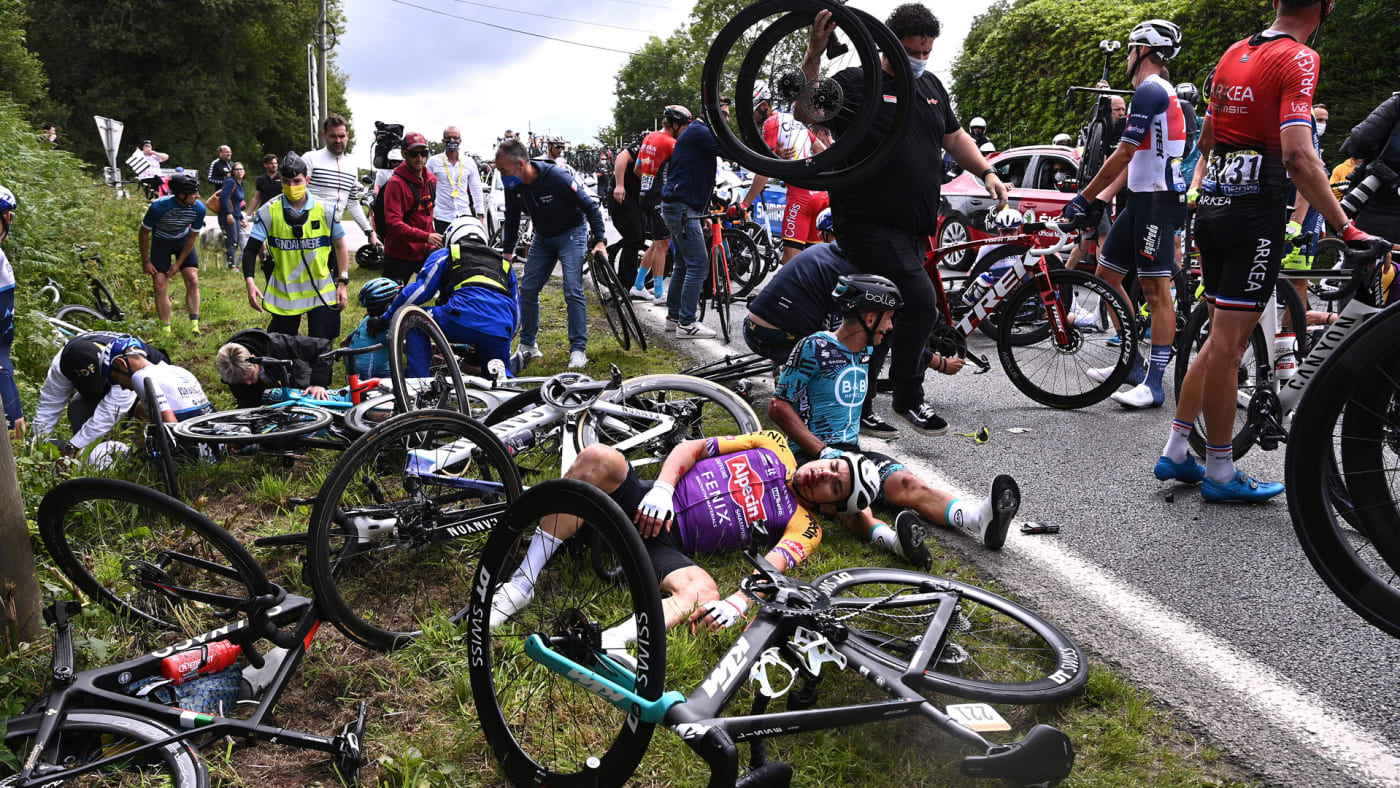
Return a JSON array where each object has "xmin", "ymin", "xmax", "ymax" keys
[{"xmin": 626, "ymin": 258, "xmax": 1400, "ymax": 788}]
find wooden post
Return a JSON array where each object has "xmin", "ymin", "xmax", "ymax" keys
[{"xmin": 0, "ymin": 427, "xmax": 42, "ymax": 653}]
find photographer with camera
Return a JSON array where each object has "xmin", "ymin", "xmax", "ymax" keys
[{"xmin": 1339, "ymin": 92, "xmax": 1400, "ymax": 241}]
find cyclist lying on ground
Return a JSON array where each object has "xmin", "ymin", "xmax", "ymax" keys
[
  {"xmin": 770, "ymin": 274, "xmax": 1021, "ymax": 557},
  {"xmin": 489, "ymin": 430, "xmax": 882, "ymax": 642},
  {"xmin": 373, "ymin": 216, "xmax": 519, "ymax": 375},
  {"xmin": 215, "ymin": 328, "xmax": 333, "ymax": 408},
  {"xmin": 33, "ymin": 331, "xmax": 169, "ymax": 456}
]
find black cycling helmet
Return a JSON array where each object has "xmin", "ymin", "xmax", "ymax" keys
[
  {"xmin": 663, "ymin": 105, "xmax": 693, "ymax": 126},
  {"xmin": 280, "ymin": 150, "xmax": 308, "ymax": 179},
  {"xmin": 832, "ymin": 274, "xmax": 903, "ymax": 317},
  {"xmin": 168, "ymin": 171, "xmax": 199, "ymax": 195},
  {"xmin": 355, "ymin": 243, "xmax": 384, "ymax": 270},
  {"xmin": 1175, "ymin": 82, "xmax": 1200, "ymax": 105}
]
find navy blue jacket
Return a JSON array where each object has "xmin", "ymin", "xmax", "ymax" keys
[
  {"xmin": 502, "ymin": 160, "xmax": 606, "ymax": 252},
  {"xmin": 661, "ymin": 120, "xmax": 722, "ymax": 211}
]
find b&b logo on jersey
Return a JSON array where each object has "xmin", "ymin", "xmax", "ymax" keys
[{"xmin": 724, "ymin": 455, "xmax": 767, "ymax": 522}]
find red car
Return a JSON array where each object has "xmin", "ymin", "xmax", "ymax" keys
[{"xmin": 936, "ymin": 145, "xmax": 1081, "ymax": 270}]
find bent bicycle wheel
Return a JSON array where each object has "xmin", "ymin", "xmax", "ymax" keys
[
  {"xmin": 997, "ymin": 268, "xmax": 1136, "ymax": 409},
  {"xmin": 388, "ymin": 305, "xmax": 470, "ymax": 414},
  {"xmin": 469, "ymin": 480, "xmax": 666, "ymax": 788},
  {"xmin": 171, "ymin": 405, "xmax": 332, "ymax": 446},
  {"xmin": 2, "ymin": 709, "xmax": 208, "ymax": 787},
  {"xmin": 37, "ymin": 478, "xmax": 275, "ymax": 633},
  {"xmin": 307, "ymin": 409, "xmax": 522, "ymax": 651},
  {"xmin": 815, "ymin": 566, "xmax": 1089, "ymax": 703},
  {"xmin": 711, "ymin": 244, "xmax": 733, "ymax": 344}
]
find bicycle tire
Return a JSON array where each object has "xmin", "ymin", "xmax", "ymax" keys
[
  {"xmin": 1, "ymin": 709, "xmax": 208, "ymax": 787},
  {"xmin": 590, "ymin": 250, "xmax": 631, "ymax": 350},
  {"xmin": 998, "ymin": 268, "xmax": 1137, "ymax": 409},
  {"xmin": 37, "ymin": 478, "xmax": 274, "ymax": 632},
  {"xmin": 1172, "ymin": 280, "xmax": 1305, "ymax": 460},
  {"xmin": 307, "ymin": 409, "xmax": 523, "ymax": 651},
  {"xmin": 723, "ymin": 227, "xmax": 766, "ymax": 299},
  {"xmin": 613, "ymin": 262, "xmax": 649, "ymax": 352},
  {"xmin": 469, "ymin": 479, "xmax": 666, "ymax": 788},
  {"xmin": 738, "ymin": 221, "xmax": 778, "ymax": 293},
  {"xmin": 814, "ymin": 566, "xmax": 1089, "ymax": 703},
  {"xmin": 171, "ymin": 405, "xmax": 333, "ymax": 446},
  {"xmin": 574, "ymin": 374, "xmax": 761, "ymax": 475},
  {"xmin": 54, "ymin": 304, "xmax": 109, "ymax": 331},
  {"xmin": 1287, "ymin": 306, "xmax": 1400, "ymax": 637},
  {"xmin": 1080, "ymin": 118, "xmax": 1108, "ymax": 184},
  {"xmin": 388, "ymin": 305, "xmax": 470, "ymax": 415},
  {"xmin": 144, "ymin": 377, "xmax": 181, "ymax": 500},
  {"xmin": 712, "ymin": 243, "xmax": 732, "ymax": 343}
]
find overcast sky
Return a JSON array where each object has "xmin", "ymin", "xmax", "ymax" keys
[{"xmin": 337, "ymin": 0, "xmax": 993, "ymax": 164}]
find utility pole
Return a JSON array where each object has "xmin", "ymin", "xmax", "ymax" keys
[
  {"xmin": 0, "ymin": 428, "xmax": 42, "ymax": 653},
  {"xmin": 315, "ymin": 0, "xmax": 333, "ymax": 130}
]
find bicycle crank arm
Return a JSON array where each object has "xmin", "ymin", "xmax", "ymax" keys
[{"xmin": 522, "ymin": 634, "xmax": 685, "ymax": 723}]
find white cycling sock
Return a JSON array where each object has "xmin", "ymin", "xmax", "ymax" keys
[
  {"xmin": 1205, "ymin": 443, "xmax": 1235, "ymax": 484},
  {"xmin": 945, "ymin": 498, "xmax": 989, "ymax": 540},
  {"xmin": 601, "ymin": 615, "xmax": 638, "ymax": 648},
  {"xmin": 508, "ymin": 529, "xmax": 565, "ymax": 596},
  {"xmin": 868, "ymin": 523, "xmax": 901, "ymax": 557},
  {"xmin": 1162, "ymin": 419, "xmax": 1192, "ymax": 463}
]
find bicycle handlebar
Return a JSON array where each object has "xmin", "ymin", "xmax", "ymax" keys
[
  {"xmin": 317, "ymin": 344, "xmax": 384, "ymax": 361},
  {"xmin": 1021, "ymin": 217, "xmax": 1087, "ymax": 256},
  {"xmin": 249, "ymin": 356, "xmax": 294, "ymax": 370}
]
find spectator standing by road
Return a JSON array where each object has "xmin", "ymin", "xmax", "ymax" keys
[
  {"xmin": 246, "ymin": 153, "xmax": 282, "ymax": 215},
  {"xmin": 380, "ymin": 132, "xmax": 441, "ymax": 283},
  {"xmin": 607, "ymin": 133, "xmax": 648, "ymax": 291},
  {"xmin": 207, "ymin": 145, "xmax": 233, "ymax": 190},
  {"xmin": 494, "ymin": 137, "xmax": 607, "ymax": 370},
  {"xmin": 1341, "ymin": 92, "xmax": 1400, "ymax": 240},
  {"xmin": 137, "ymin": 141, "xmax": 169, "ymax": 197},
  {"xmin": 798, "ymin": 3, "xmax": 1007, "ymax": 435},
  {"xmin": 138, "ymin": 172, "xmax": 205, "ymax": 335},
  {"xmin": 427, "ymin": 125, "xmax": 485, "ymax": 234},
  {"xmin": 305, "ymin": 114, "xmax": 379, "ymax": 250},
  {"xmin": 659, "ymin": 101, "xmax": 733, "ymax": 340},
  {"xmin": 240, "ymin": 152, "xmax": 350, "ymax": 340},
  {"xmin": 219, "ymin": 162, "xmax": 248, "ymax": 269}
]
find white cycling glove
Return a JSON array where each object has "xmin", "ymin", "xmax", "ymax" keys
[
  {"xmin": 638, "ymin": 481, "xmax": 676, "ymax": 524},
  {"xmin": 701, "ymin": 592, "xmax": 750, "ymax": 629}
]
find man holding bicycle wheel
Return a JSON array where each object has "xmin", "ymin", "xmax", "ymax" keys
[
  {"xmin": 1063, "ymin": 20, "xmax": 1188, "ymax": 410},
  {"xmin": 1157, "ymin": 0, "xmax": 1388, "ymax": 501},
  {"xmin": 800, "ymin": 4, "xmax": 1007, "ymax": 436}
]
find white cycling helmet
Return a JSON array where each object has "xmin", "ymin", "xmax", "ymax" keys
[
  {"xmin": 816, "ymin": 207, "xmax": 834, "ymax": 235},
  {"xmin": 1052, "ymin": 133, "xmax": 1072, "ymax": 146},
  {"xmin": 970, "ymin": 117, "xmax": 987, "ymax": 130},
  {"xmin": 987, "ymin": 206, "xmax": 1023, "ymax": 233},
  {"xmin": 838, "ymin": 453, "xmax": 882, "ymax": 513},
  {"xmin": 1128, "ymin": 19, "xmax": 1182, "ymax": 61},
  {"xmin": 445, "ymin": 216, "xmax": 489, "ymax": 246},
  {"xmin": 753, "ymin": 80, "xmax": 773, "ymax": 103},
  {"xmin": 979, "ymin": 141, "xmax": 997, "ymax": 154}
]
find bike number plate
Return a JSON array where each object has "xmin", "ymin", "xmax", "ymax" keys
[{"xmin": 946, "ymin": 703, "xmax": 1011, "ymax": 732}]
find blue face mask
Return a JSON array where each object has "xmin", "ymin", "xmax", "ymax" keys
[
  {"xmin": 444, "ymin": 140, "xmax": 461, "ymax": 152},
  {"xmin": 501, "ymin": 174, "xmax": 522, "ymax": 189},
  {"xmin": 908, "ymin": 56, "xmax": 927, "ymax": 79}
]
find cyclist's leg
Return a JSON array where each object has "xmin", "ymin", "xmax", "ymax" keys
[
  {"xmin": 780, "ymin": 187, "xmax": 810, "ymax": 264},
  {"xmin": 1094, "ymin": 197, "xmax": 1140, "ymax": 343},
  {"xmin": 516, "ymin": 231, "xmax": 561, "ymax": 348},
  {"xmin": 149, "ymin": 240, "xmax": 176, "ymax": 326},
  {"xmin": 178, "ymin": 259, "xmax": 200, "ymax": 329},
  {"xmin": 1124, "ymin": 192, "xmax": 1185, "ymax": 403},
  {"xmin": 658, "ymin": 563, "xmax": 719, "ymax": 630},
  {"xmin": 559, "ymin": 223, "xmax": 589, "ymax": 353}
]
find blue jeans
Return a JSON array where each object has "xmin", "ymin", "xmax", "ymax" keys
[
  {"xmin": 518, "ymin": 221, "xmax": 588, "ymax": 352},
  {"xmin": 661, "ymin": 201, "xmax": 708, "ymax": 325},
  {"xmin": 406, "ymin": 306, "xmax": 514, "ymax": 377}
]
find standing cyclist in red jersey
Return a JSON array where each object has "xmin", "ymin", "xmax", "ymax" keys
[
  {"xmin": 625, "ymin": 105, "xmax": 690, "ymax": 303},
  {"xmin": 736, "ymin": 83, "xmax": 831, "ymax": 265},
  {"xmin": 1153, "ymin": 0, "xmax": 1391, "ymax": 502}
]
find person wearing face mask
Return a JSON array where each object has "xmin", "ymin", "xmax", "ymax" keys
[
  {"xmin": 797, "ymin": 3, "xmax": 1007, "ymax": 437},
  {"xmin": 240, "ymin": 151, "xmax": 351, "ymax": 340},
  {"xmin": 1312, "ymin": 103, "xmax": 1329, "ymax": 164},
  {"xmin": 427, "ymin": 125, "xmax": 486, "ymax": 234}
]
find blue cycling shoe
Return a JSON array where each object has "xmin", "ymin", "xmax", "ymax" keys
[
  {"xmin": 1153, "ymin": 455, "xmax": 1206, "ymax": 483},
  {"xmin": 1201, "ymin": 470, "xmax": 1285, "ymax": 503}
]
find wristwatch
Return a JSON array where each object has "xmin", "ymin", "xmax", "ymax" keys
[
  {"xmin": 980, "ymin": 168, "xmax": 996, "ymax": 179},
  {"xmin": 335, "ymin": 274, "xmax": 350, "ymax": 285}
]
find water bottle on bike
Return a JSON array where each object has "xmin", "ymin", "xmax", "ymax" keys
[{"xmin": 963, "ymin": 270, "xmax": 997, "ymax": 306}]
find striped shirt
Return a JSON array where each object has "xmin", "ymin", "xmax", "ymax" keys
[
  {"xmin": 302, "ymin": 147, "xmax": 372, "ymax": 233},
  {"xmin": 141, "ymin": 196, "xmax": 207, "ymax": 242}
]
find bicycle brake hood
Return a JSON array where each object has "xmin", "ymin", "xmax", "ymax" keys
[{"xmin": 959, "ymin": 723, "xmax": 1074, "ymax": 786}]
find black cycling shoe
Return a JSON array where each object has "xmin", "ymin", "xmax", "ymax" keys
[
  {"xmin": 860, "ymin": 414, "xmax": 899, "ymax": 439},
  {"xmin": 983, "ymin": 474, "xmax": 1021, "ymax": 551},
  {"xmin": 895, "ymin": 510, "xmax": 934, "ymax": 570},
  {"xmin": 893, "ymin": 403, "xmax": 949, "ymax": 436}
]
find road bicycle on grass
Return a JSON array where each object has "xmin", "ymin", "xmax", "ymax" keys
[
  {"xmin": 14, "ymin": 478, "xmax": 367, "ymax": 786},
  {"xmin": 37, "ymin": 245, "xmax": 127, "ymax": 336},
  {"xmin": 926, "ymin": 219, "xmax": 1139, "ymax": 408},
  {"xmin": 468, "ymin": 479, "xmax": 1089, "ymax": 788}
]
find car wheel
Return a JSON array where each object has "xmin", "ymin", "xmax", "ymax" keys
[{"xmin": 938, "ymin": 212, "xmax": 973, "ymax": 271}]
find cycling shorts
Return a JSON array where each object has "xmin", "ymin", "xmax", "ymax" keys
[
  {"xmin": 1099, "ymin": 191, "xmax": 1184, "ymax": 279},
  {"xmin": 643, "ymin": 206, "xmax": 670, "ymax": 241},
  {"xmin": 1195, "ymin": 192, "xmax": 1288, "ymax": 312},
  {"xmin": 150, "ymin": 236, "xmax": 199, "ymax": 274},
  {"xmin": 609, "ymin": 465, "xmax": 694, "ymax": 581},
  {"xmin": 782, "ymin": 187, "xmax": 829, "ymax": 249},
  {"xmin": 794, "ymin": 443, "xmax": 905, "ymax": 508}
]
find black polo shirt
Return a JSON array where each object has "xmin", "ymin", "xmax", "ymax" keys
[{"xmin": 825, "ymin": 68, "xmax": 960, "ymax": 236}]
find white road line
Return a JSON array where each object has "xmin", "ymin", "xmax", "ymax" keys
[{"xmin": 883, "ymin": 446, "xmax": 1400, "ymax": 787}]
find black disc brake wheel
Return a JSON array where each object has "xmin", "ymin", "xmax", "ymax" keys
[{"xmin": 171, "ymin": 405, "xmax": 332, "ymax": 446}]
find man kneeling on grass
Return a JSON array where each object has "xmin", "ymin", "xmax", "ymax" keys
[
  {"xmin": 489, "ymin": 430, "xmax": 881, "ymax": 646},
  {"xmin": 770, "ymin": 274, "xmax": 1022, "ymax": 558}
]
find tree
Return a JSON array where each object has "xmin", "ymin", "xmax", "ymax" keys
[
  {"xmin": 0, "ymin": 0, "xmax": 52, "ymax": 120},
  {"xmin": 22, "ymin": 0, "xmax": 351, "ymax": 176}
]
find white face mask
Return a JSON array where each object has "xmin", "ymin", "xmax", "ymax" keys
[
  {"xmin": 1315, "ymin": 122, "xmax": 1327, "ymax": 136},
  {"xmin": 908, "ymin": 56, "xmax": 927, "ymax": 79}
]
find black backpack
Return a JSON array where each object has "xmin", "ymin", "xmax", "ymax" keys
[{"xmin": 371, "ymin": 173, "xmax": 428, "ymax": 235}]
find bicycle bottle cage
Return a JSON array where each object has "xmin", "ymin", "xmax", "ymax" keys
[
  {"xmin": 788, "ymin": 626, "xmax": 847, "ymax": 676},
  {"xmin": 749, "ymin": 647, "xmax": 798, "ymax": 698}
]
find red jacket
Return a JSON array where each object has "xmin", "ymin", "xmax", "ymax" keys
[{"xmin": 382, "ymin": 162, "xmax": 438, "ymax": 261}]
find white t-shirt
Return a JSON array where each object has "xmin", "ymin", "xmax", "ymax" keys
[
  {"xmin": 426, "ymin": 153, "xmax": 484, "ymax": 222},
  {"xmin": 303, "ymin": 147, "xmax": 373, "ymax": 232},
  {"xmin": 131, "ymin": 363, "xmax": 213, "ymax": 421}
]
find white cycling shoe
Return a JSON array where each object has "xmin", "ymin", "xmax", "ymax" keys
[
  {"xmin": 1070, "ymin": 307, "xmax": 1101, "ymax": 331},
  {"xmin": 1085, "ymin": 365, "xmax": 1116, "ymax": 384},
  {"xmin": 1110, "ymin": 382, "xmax": 1164, "ymax": 409},
  {"xmin": 599, "ymin": 621, "xmax": 637, "ymax": 673},
  {"xmin": 489, "ymin": 582, "xmax": 533, "ymax": 629}
]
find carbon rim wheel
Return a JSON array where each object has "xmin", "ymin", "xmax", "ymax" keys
[
  {"xmin": 171, "ymin": 406, "xmax": 332, "ymax": 446},
  {"xmin": 143, "ymin": 377, "xmax": 181, "ymax": 500},
  {"xmin": 711, "ymin": 245, "xmax": 732, "ymax": 343},
  {"xmin": 307, "ymin": 409, "xmax": 522, "ymax": 651},
  {"xmin": 37, "ymin": 478, "xmax": 274, "ymax": 633},
  {"xmin": 2, "ymin": 710, "xmax": 208, "ymax": 787},
  {"xmin": 591, "ymin": 250, "xmax": 631, "ymax": 350},
  {"xmin": 388, "ymin": 305, "xmax": 471, "ymax": 414},
  {"xmin": 998, "ymin": 268, "xmax": 1136, "ymax": 409},
  {"xmin": 469, "ymin": 480, "xmax": 665, "ymax": 788},
  {"xmin": 723, "ymin": 227, "xmax": 765, "ymax": 299},
  {"xmin": 814, "ymin": 567, "xmax": 1089, "ymax": 703}
]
